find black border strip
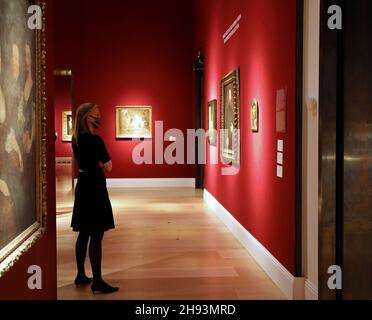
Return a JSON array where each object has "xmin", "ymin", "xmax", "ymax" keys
[{"xmin": 295, "ymin": 0, "xmax": 304, "ymax": 278}]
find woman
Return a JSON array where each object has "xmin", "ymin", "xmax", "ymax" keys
[{"xmin": 71, "ymin": 103, "xmax": 119, "ymax": 294}]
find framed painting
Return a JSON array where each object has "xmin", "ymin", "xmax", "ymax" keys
[
  {"xmin": 62, "ymin": 111, "xmax": 73, "ymax": 142},
  {"xmin": 220, "ymin": 68, "xmax": 240, "ymax": 164},
  {"xmin": 251, "ymin": 98, "xmax": 259, "ymax": 132},
  {"xmin": 208, "ymin": 99, "xmax": 217, "ymax": 146},
  {"xmin": 116, "ymin": 106, "xmax": 152, "ymax": 139},
  {"xmin": 0, "ymin": 0, "xmax": 47, "ymax": 278}
]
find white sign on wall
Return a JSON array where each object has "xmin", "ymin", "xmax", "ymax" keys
[
  {"xmin": 223, "ymin": 14, "xmax": 242, "ymax": 44},
  {"xmin": 277, "ymin": 140, "xmax": 284, "ymax": 179}
]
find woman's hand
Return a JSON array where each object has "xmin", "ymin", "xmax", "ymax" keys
[{"xmin": 98, "ymin": 160, "xmax": 112, "ymax": 172}]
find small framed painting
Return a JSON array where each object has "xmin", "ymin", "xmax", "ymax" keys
[
  {"xmin": 62, "ymin": 111, "xmax": 73, "ymax": 142},
  {"xmin": 220, "ymin": 68, "xmax": 241, "ymax": 165},
  {"xmin": 208, "ymin": 99, "xmax": 217, "ymax": 146},
  {"xmin": 251, "ymin": 99, "xmax": 259, "ymax": 132},
  {"xmin": 116, "ymin": 106, "xmax": 152, "ymax": 139}
]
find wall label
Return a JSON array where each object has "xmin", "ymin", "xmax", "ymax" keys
[
  {"xmin": 223, "ymin": 14, "xmax": 241, "ymax": 44},
  {"xmin": 277, "ymin": 140, "xmax": 284, "ymax": 179}
]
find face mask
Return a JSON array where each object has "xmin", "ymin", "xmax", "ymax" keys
[{"xmin": 92, "ymin": 116, "xmax": 102, "ymax": 129}]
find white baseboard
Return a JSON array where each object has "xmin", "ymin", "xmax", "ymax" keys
[
  {"xmin": 204, "ymin": 189, "xmax": 305, "ymax": 300},
  {"xmin": 74, "ymin": 178, "xmax": 195, "ymax": 188},
  {"xmin": 305, "ymin": 279, "xmax": 319, "ymax": 300}
]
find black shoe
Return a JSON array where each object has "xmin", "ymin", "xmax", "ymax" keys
[
  {"xmin": 74, "ymin": 275, "xmax": 93, "ymax": 287},
  {"xmin": 91, "ymin": 280, "xmax": 119, "ymax": 294}
]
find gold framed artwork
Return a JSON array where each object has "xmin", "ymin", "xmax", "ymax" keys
[
  {"xmin": 116, "ymin": 106, "xmax": 152, "ymax": 139},
  {"xmin": 62, "ymin": 111, "xmax": 73, "ymax": 142},
  {"xmin": 0, "ymin": 0, "xmax": 47, "ymax": 277},
  {"xmin": 208, "ymin": 99, "xmax": 217, "ymax": 146},
  {"xmin": 220, "ymin": 68, "xmax": 241, "ymax": 164},
  {"xmin": 251, "ymin": 98, "xmax": 259, "ymax": 132}
]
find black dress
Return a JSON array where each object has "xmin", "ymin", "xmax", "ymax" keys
[{"xmin": 71, "ymin": 133, "xmax": 115, "ymax": 232}]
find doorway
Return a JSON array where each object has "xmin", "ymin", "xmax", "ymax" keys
[{"xmin": 54, "ymin": 69, "xmax": 75, "ymax": 215}]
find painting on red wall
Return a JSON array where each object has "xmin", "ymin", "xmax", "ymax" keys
[
  {"xmin": 220, "ymin": 68, "xmax": 240, "ymax": 164},
  {"xmin": 251, "ymin": 98, "xmax": 259, "ymax": 132},
  {"xmin": 0, "ymin": 0, "xmax": 47, "ymax": 278},
  {"xmin": 62, "ymin": 110, "xmax": 73, "ymax": 142},
  {"xmin": 116, "ymin": 106, "xmax": 152, "ymax": 139},
  {"xmin": 208, "ymin": 99, "xmax": 217, "ymax": 146}
]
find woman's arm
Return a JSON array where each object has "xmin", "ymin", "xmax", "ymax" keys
[
  {"xmin": 99, "ymin": 160, "xmax": 112, "ymax": 172},
  {"xmin": 95, "ymin": 135, "xmax": 112, "ymax": 172}
]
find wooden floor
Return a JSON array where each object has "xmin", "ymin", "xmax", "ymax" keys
[{"xmin": 56, "ymin": 165, "xmax": 285, "ymax": 300}]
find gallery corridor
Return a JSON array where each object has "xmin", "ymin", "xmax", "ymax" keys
[
  {"xmin": 3, "ymin": 0, "xmax": 372, "ymax": 305},
  {"xmin": 56, "ymin": 166, "xmax": 284, "ymax": 300}
]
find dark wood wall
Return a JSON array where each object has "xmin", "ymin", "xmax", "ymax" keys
[{"xmin": 319, "ymin": 0, "xmax": 372, "ymax": 300}]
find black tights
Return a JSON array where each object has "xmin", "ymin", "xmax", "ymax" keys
[{"xmin": 75, "ymin": 230, "xmax": 104, "ymax": 283}]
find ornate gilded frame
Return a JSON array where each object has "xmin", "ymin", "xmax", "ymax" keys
[
  {"xmin": 220, "ymin": 68, "xmax": 240, "ymax": 164},
  {"xmin": 0, "ymin": 0, "xmax": 47, "ymax": 278}
]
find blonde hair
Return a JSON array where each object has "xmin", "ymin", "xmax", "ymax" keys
[{"xmin": 72, "ymin": 103, "xmax": 97, "ymax": 145}]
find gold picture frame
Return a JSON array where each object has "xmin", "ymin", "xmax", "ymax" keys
[
  {"xmin": 0, "ymin": 0, "xmax": 47, "ymax": 278},
  {"xmin": 116, "ymin": 106, "xmax": 152, "ymax": 139},
  {"xmin": 220, "ymin": 68, "xmax": 240, "ymax": 164},
  {"xmin": 208, "ymin": 99, "xmax": 217, "ymax": 146},
  {"xmin": 251, "ymin": 98, "xmax": 259, "ymax": 132},
  {"xmin": 62, "ymin": 111, "xmax": 73, "ymax": 142}
]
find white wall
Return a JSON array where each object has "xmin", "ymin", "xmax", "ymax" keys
[{"xmin": 302, "ymin": 0, "xmax": 320, "ymax": 300}]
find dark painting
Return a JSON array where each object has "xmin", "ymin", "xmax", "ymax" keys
[
  {"xmin": 220, "ymin": 68, "xmax": 240, "ymax": 164},
  {"xmin": 0, "ymin": 0, "xmax": 46, "ymax": 276}
]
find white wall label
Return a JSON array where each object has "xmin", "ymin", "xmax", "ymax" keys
[
  {"xmin": 277, "ymin": 152, "xmax": 283, "ymax": 165},
  {"xmin": 276, "ymin": 165, "xmax": 283, "ymax": 178},
  {"xmin": 277, "ymin": 140, "xmax": 284, "ymax": 152},
  {"xmin": 223, "ymin": 14, "xmax": 241, "ymax": 44},
  {"xmin": 276, "ymin": 140, "xmax": 284, "ymax": 178}
]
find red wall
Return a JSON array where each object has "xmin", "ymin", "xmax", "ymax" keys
[
  {"xmin": 0, "ymin": 0, "xmax": 57, "ymax": 299},
  {"xmin": 54, "ymin": 76, "xmax": 72, "ymax": 158},
  {"xmin": 54, "ymin": 0, "xmax": 195, "ymax": 179},
  {"xmin": 194, "ymin": 0, "xmax": 297, "ymax": 274}
]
